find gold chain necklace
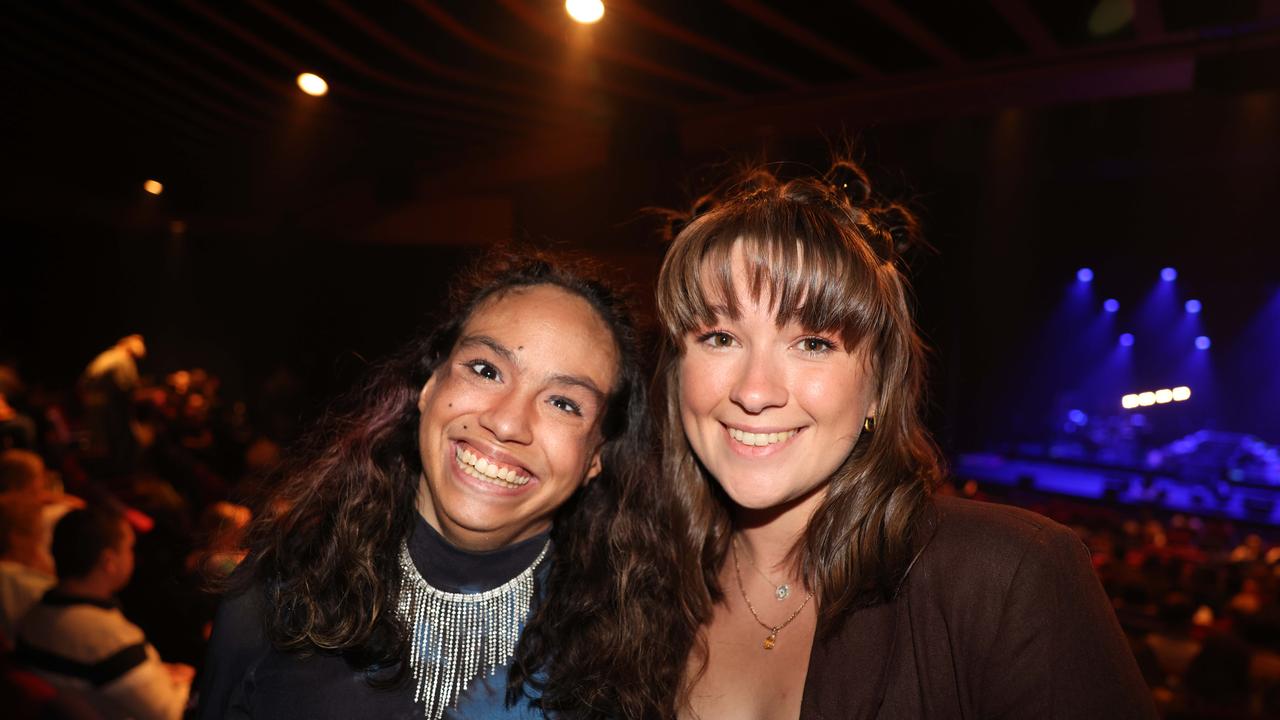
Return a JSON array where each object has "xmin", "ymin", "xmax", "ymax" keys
[
  {"xmin": 730, "ymin": 538, "xmax": 813, "ymax": 650},
  {"xmin": 733, "ymin": 535, "xmax": 792, "ymax": 600}
]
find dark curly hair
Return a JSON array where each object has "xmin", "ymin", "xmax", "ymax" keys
[{"xmin": 233, "ymin": 247, "xmax": 697, "ymax": 718}]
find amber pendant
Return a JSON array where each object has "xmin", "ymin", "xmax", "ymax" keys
[{"xmin": 763, "ymin": 631, "xmax": 777, "ymax": 650}]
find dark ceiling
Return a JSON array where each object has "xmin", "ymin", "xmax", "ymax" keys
[{"xmin": 4, "ymin": 1, "xmax": 1279, "ymax": 236}]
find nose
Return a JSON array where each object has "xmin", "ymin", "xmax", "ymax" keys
[
  {"xmin": 729, "ymin": 347, "xmax": 787, "ymax": 414},
  {"xmin": 477, "ymin": 388, "xmax": 535, "ymax": 445}
]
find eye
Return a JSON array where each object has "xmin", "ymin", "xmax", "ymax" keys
[
  {"xmin": 797, "ymin": 336, "xmax": 836, "ymax": 355},
  {"xmin": 462, "ymin": 359, "xmax": 500, "ymax": 381},
  {"xmin": 549, "ymin": 396, "xmax": 583, "ymax": 416},
  {"xmin": 696, "ymin": 330, "xmax": 736, "ymax": 349}
]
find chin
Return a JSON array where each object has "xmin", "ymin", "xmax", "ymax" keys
[{"xmin": 715, "ymin": 477, "xmax": 794, "ymax": 512}]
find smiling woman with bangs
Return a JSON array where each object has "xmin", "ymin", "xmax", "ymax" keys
[{"xmin": 655, "ymin": 161, "xmax": 1155, "ymax": 719}]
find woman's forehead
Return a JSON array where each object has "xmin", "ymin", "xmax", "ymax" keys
[{"xmin": 460, "ymin": 286, "xmax": 619, "ymax": 387}]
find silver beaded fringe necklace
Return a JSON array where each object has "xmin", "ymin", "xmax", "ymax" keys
[{"xmin": 396, "ymin": 539, "xmax": 550, "ymax": 720}]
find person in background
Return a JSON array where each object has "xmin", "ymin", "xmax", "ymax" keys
[
  {"xmin": 0, "ymin": 494, "xmax": 56, "ymax": 644},
  {"xmin": 0, "ymin": 449, "xmax": 82, "ymax": 579},
  {"xmin": 15, "ymin": 505, "xmax": 193, "ymax": 720},
  {"xmin": 81, "ymin": 334, "xmax": 147, "ymax": 473}
]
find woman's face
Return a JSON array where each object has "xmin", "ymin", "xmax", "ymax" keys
[
  {"xmin": 678, "ymin": 252, "xmax": 878, "ymax": 512},
  {"xmin": 417, "ymin": 284, "xmax": 619, "ymax": 551}
]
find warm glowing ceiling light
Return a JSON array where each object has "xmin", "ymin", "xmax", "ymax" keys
[
  {"xmin": 297, "ymin": 72, "xmax": 328, "ymax": 97},
  {"xmin": 143, "ymin": 179, "xmax": 163, "ymax": 195},
  {"xmin": 1122, "ymin": 394, "xmax": 1140, "ymax": 409},
  {"xmin": 1172, "ymin": 386, "xmax": 1192, "ymax": 402},
  {"xmin": 566, "ymin": 0, "xmax": 604, "ymax": 24},
  {"xmin": 1155, "ymin": 389, "xmax": 1174, "ymax": 404},
  {"xmin": 1138, "ymin": 392, "xmax": 1157, "ymax": 406}
]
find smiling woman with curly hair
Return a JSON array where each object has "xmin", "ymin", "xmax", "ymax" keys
[{"xmin": 198, "ymin": 249, "xmax": 696, "ymax": 720}]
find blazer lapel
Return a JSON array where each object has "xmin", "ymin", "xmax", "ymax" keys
[{"xmin": 799, "ymin": 596, "xmax": 902, "ymax": 719}]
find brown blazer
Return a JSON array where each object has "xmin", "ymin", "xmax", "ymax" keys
[{"xmin": 800, "ymin": 496, "xmax": 1157, "ymax": 719}]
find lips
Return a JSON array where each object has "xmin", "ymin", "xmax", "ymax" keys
[{"xmin": 453, "ymin": 442, "xmax": 533, "ymax": 489}]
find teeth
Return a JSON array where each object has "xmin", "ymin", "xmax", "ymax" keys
[
  {"xmin": 728, "ymin": 427, "xmax": 799, "ymax": 447},
  {"xmin": 454, "ymin": 445, "xmax": 530, "ymax": 488}
]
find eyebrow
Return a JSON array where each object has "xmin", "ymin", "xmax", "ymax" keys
[
  {"xmin": 458, "ymin": 335, "xmax": 518, "ymax": 366},
  {"xmin": 458, "ymin": 334, "xmax": 607, "ymax": 402},
  {"xmin": 548, "ymin": 373, "xmax": 606, "ymax": 402}
]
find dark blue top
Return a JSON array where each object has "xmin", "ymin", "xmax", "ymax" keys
[{"xmin": 197, "ymin": 515, "xmax": 550, "ymax": 720}]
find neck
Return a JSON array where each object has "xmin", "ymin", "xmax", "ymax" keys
[
  {"xmin": 732, "ymin": 484, "xmax": 827, "ymax": 580},
  {"xmin": 56, "ymin": 575, "xmax": 115, "ymax": 602},
  {"xmin": 416, "ymin": 475, "xmax": 545, "ymax": 552}
]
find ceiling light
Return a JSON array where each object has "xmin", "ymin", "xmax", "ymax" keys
[
  {"xmin": 566, "ymin": 0, "xmax": 604, "ymax": 24},
  {"xmin": 297, "ymin": 72, "xmax": 329, "ymax": 97},
  {"xmin": 143, "ymin": 179, "xmax": 163, "ymax": 195}
]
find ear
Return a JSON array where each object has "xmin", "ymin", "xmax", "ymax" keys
[
  {"xmin": 99, "ymin": 548, "xmax": 118, "ymax": 575},
  {"xmin": 584, "ymin": 444, "xmax": 605, "ymax": 485},
  {"xmin": 417, "ymin": 373, "xmax": 438, "ymax": 414}
]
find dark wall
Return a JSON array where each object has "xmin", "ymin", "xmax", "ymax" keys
[{"xmin": 4, "ymin": 85, "xmax": 1277, "ymax": 450}]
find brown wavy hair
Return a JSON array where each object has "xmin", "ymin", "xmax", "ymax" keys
[
  {"xmin": 654, "ymin": 160, "xmax": 945, "ymax": 636},
  {"xmin": 234, "ymin": 247, "xmax": 696, "ymax": 718}
]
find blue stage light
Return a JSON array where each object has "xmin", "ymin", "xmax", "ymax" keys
[
  {"xmin": 1068, "ymin": 409, "xmax": 1088, "ymax": 425},
  {"xmin": 1077, "ymin": 268, "xmax": 1094, "ymax": 283},
  {"xmin": 1185, "ymin": 299, "xmax": 1202, "ymax": 314},
  {"xmin": 1119, "ymin": 333, "xmax": 1135, "ymax": 347},
  {"xmin": 1104, "ymin": 298, "xmax": 1120, "ymax": 313},
  {"xmin": 1161, "ymin": 267, "xmax": 1178, "ymax": 282},
  {"xmin": 1195, "ymin": 335, "xmax": 1211, "ymax": 350}
]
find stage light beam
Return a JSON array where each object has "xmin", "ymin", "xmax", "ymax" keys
[
  {"xmin": 1185, "ymin": 299, "xmax": 1202, "ymax": 314},
  {"xmin": 1161, "ymin": 267, "xmax": 1178, "ymax": 282},
  {"xmin": 1104, "ymin": 298, "xmax": 1120, "ymax": 313},
  {"xmin": 297, "ymin": 72, "xmax": 328, "ymax": 96},
  {"xmin": 566, "ymin": 0, "xmax": 604, "ymax": 24},
  {"xmin": 1195, "ymin": 336, "xmax": 1211, "ymax": 350},
  {"xmin": 1077, "ymin": 267, "xmax": 1094, "ymax": 283},
  {"xmin": 1119, "ymin": 333, "xmax": 1135, "ymax": 347},
  {"xmin": 143, "ymin": 179, "xmax": 163, "ymax": 195}
]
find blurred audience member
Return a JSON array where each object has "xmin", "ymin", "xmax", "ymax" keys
[
  {"xmin": 1145, "ymin": 592, "xmax": 1203, "ymax": 684},
  {"xmin": 81, "ymin": 335, "xmax": 147, "ymax": 473},
  {"xmin": 1183, "ymin": 633, "xmax": 1252, "ymax": 716},
  {"xmin": 15, "ymin": 505, "xmax": 192, "ymax": 720},
  {"xmin": 185, "ymin": 502, "xmax": 249, "ymax": 581},
  {"xmin": 0, "ymin": 494, "xmax": 56, "ymax": 644},
  {"xmin": 0, "ymin": 449, "xmax": 84, "ymax": 562},
  {"xmin": 0, "ymin": 449, "xmax": 47, "ymax": 496},
  {"xmin": 0, "ymin": 391, "xmax": 36, "ymax": 451}
]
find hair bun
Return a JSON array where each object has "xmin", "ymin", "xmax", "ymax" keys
[
  {"xmin": 874, "ymin": 203, "xmax": 923, "ymax": 259},
  {"xmin": 825, "ymin": 160, "xmax": 873, "ymax": 206}
]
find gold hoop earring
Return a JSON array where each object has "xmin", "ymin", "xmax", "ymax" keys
[{"xmin": 863, "ymin": 416, "xmax": 876, "ymax": 433}]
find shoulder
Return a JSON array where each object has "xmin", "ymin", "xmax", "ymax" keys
[
  {"xmin": 908, "ymin": 496, "xmax": 1088, "ymax": 600},
  {"xmin": 198, "ymin": 583, "xmax": 273, "ymax": 720},
  {"xmin": 19, "ymin": 600, "xmax": 145, "ymax": 661},
  {"xmin": 929, "ymin": 495, "xmax": 1080, "ymax": 557},
  {"xmin": 207, "ymin": 581, "xmax": 271, "ymax": 661}
]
